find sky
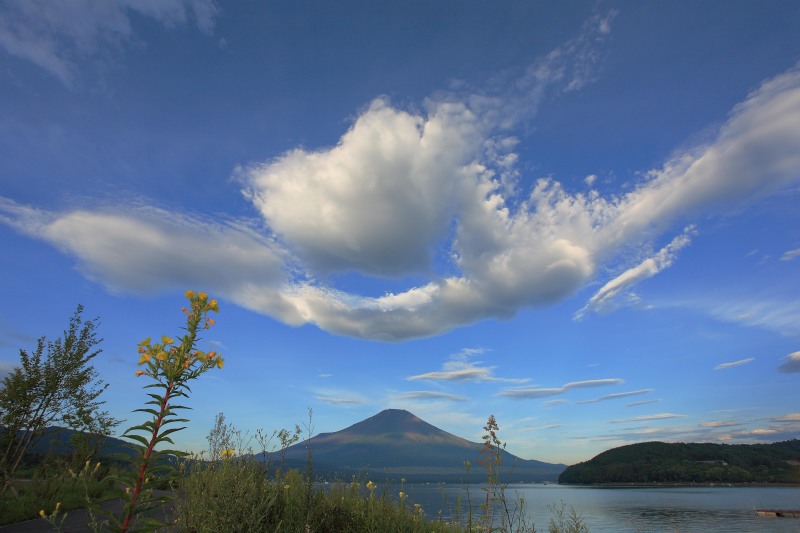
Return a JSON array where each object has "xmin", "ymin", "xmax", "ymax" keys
[{"xmin": 0, "ymin": 0, "xmax": 799, "ymax": 466}]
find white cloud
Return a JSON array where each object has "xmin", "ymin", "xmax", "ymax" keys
[
  {"xmin": 0, "ymin": 0, "xmax": 218, "ymax": 88},
  {"xmin": 396, "ymin": 391, "xmax": 468, "ymax": 402},
  {"xmin": 406, "ymin": 348, "xmax": 527, "ymax": 383},
  {"xmin": 576, "ymin": 388, "xmax": 654, "ymax": 404},
  {"xmin": 575, "ymin": 227, "xmax": 694, "ymax": 318},
  {"xmin": 779, "ymin": 352, "xmax": 800, "ymax": 373},
  {"xmin": 772, "ymin": 413, "xmax": 800, "ymax": 422},
  {"xmin": 499, "ymin": 378, "xmax": 623, "ymax": 399},
  {"xmin": 700, "ymin": 421, "xmax": 741, "ymax": 428},
  {"xmin": 609, "ymin": 413, "xmax": 686, "ymax": 423},
  {"xmin": 780, "ymin": 248, "xmax": 800, "ymax": 261},
  {"xmin": 314, "ymin": 395, "xmax": 367, "ymax": 406},
  {"xmin": 626, "ymin": 399, "xmax": 661, "ymax": 407},
  {"xmin": 714, "ymin": 358, "xmax": 755, "ymax": 370},
  {"xmin": 2, "ymin": 38, "xmax": 800, "ymax": 340},
  {"xmin": 693, "ymin": 297, "xmax": 800, "ymax": 337}
]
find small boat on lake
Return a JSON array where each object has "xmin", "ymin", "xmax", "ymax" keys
[{"xmin": 755, "ymin": 509, "xmax": 800, "ymax": 518}]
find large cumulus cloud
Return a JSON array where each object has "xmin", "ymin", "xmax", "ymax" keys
[{"xmin": 3, "ymin": 27, "xmax": 800, "ymax": 340}]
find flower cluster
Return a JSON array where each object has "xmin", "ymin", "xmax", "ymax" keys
[{"xmin": 135, "ymin": 290, "xmax": 223, "ymax": 381}]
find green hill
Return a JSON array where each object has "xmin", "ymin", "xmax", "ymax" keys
[{"xmin": 559, "ymin": 440, "xmax": 800, "ymax": 484}]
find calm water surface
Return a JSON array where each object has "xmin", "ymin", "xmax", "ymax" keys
[{"xmin": 402, "ymin": 484, "xmax": 800, "ymax": 532}]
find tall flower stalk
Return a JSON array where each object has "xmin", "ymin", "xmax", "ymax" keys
[{"xmin": 108, "ymin": 290, "xmax": 223, "ymax": 532}]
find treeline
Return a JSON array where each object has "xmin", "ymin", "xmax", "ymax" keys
[{"xmin": 559, "ymin": 440, "xmax": 800, "ymax": 484}]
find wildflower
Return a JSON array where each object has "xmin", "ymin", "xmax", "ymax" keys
[
  {"xmin": 366, "ymin": 480, "xmax": 375, "ymax": 490},
  {"xmin": 399, "ymin": 491, "xmax": 406, "ymax": 499},
  {"xmin": 161, "ymin": 336, "xmax": 174, "ymax": 345},
  {"xmin": 216, "ymin": 357, "xmax": 224, "ymax": 369},
  {"xmin": 221, "ymin": 449, "xmax": 235, "ymax": 459},
  {"xmin": 197, "ymin": 291, "xmax": 208, "ymax": 301},
  {"xmin": 138, "ymin": 353, "xmax": 151, "ymax": 365},
  {"xmin": 184, "ymin": 289, "xmax": 195, "ymax": 300},
  {"xmin": 135, "ymin": 370, "xmax": 145, "ymax": 377},
  {"xmin": 208, "ymin": 299, "xmax": 219, "ymax": 312},
  {"xmin": 206, "ymin": 351, "xmax": 216, "ymax": 360},
  {"xmin": 195, "ymin": 351, "xmax": 208, "ymax": 363},
  {"xmin": 414, "ymin": 503, "xmax": 423, "ymax": 512},
  {"xmin": 156, "ymin": 351, "xmax": 168, "ymax": 362},
  {"xmin": 138, "ymin": 337, "xmax": 151, "ymax": 346},
  {"xmin": 39, "ymin": 510, "xmax": 45, "ymax": 518}
]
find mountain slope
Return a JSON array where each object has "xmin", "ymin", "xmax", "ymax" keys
[
  {"xmin": 559, "ymin": 440, "xmax": 800, "ymax": 484},
  {"xmin": 267, "ymin": 409, "xmax": 565, "ymax": 482}
]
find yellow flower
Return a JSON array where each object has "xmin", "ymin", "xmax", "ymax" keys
[
  {"xmin": 215, "ymin": 357, "xmax": 224, "ymax": 369},
  {"xmin": 156, "ymin": 351, "xmax": 168, "ymax": 362},
  {"xmin": 39, "ymin": 510, "xmax": 45, "ymax": 518},
  {"xmin": 195, "ymin": 351, "xmax": 208, "ymax": 363},
  {"xmin": 184, "ymin": 289, "xmax": 195, "ymax": 300},
  {"xmin": 208, "ymin": 299, "xmax": 219, "ymax": 312},
  {"xmin": 161, "ymin": 336, "xmax": 174, "ymax": 345},
  {"xmin": 197, "ymin": 291, "xmax": 208, "ymax": 301},
  {"xmin": 221, "ymin": 448, "xmax": 235, "ymax": 459},
  {"xmin": 135, "ymin": 370, "xmax": 145, "ymax": 377},
  {"xmin": 138, "ymin": 353, "xmax": 151, "ymax": 365},
  {"xmin": 138, "ymin": 337, "xmax": 151, "ymax": 346},
  {"xmin": 366, "ymin": 480, "xmax": 375, "ymax": 490}
]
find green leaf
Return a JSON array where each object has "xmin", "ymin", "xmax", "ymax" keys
[
  {"xmin": 121, "ymin": 433, "xmax": 150, "ymax": 447},
  {"xmin": 133, "ymin": 408, "xmax": 160, "ymax": 417}
]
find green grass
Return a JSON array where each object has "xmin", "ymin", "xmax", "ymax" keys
[{"xmin": 0, "ymin": 466, "xmax": 118, "ymax": 526}]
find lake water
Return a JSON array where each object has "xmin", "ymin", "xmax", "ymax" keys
[{"xmin": 401, "ymin": 484, "xmax": 800, "ymax": 532}]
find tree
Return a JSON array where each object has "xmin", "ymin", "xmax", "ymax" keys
[{"xmin": 0, "ymin": 305, "xmax": 119, "ymax": 497}]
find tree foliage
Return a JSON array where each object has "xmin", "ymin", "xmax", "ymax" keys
[
  {"xmin": 559, "ymin": 440, "xmax": 800, "ymax": 484},
  {"xmin": 0, "ymin": 305, "xmax": 119, "ymax": 497}
]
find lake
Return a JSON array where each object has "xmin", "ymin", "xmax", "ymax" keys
[{"xmin": 401, "ymin": 483, "xmax": 800, "ymax": 532}]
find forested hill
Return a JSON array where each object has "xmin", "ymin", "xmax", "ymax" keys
[{"xmin": 559, "ymin": 440, "xmax": 800, "ymax": 485}]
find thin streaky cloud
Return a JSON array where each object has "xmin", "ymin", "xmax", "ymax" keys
[
  {"xmin": 396, "ymin": 391, "xmax": 468, "ymax": 402},
  {"xmin": 406, "ymin": 348, "xmax": 528, "ymax": 383},
  {"xmin": 780, "ymin": 248, "xmax": 800, "ymax": 261},
  {"xmin": 771, "ymin": 413, "xmax": 800, "ymax": 422},
  {"xmin": 609, "ymin": 413, "xmax": 686, "ymax": 423},
  {"xmin": 626, "ymin": 399, "xmax": 661, "ymax": 407},
  {"xmin": 714, "ymin": 358, "xmax": 754, "ymax": 370},
  {"xmin": 314, "ymin": 396, "xmax": 367, "ymax": 405},
  {"xmin": 778, "ymin": 352, "xmax": 800, "ymax": 373},
  {"xmin": 576, "ymin": 388, "xmax": 654, "ymax": 404},
  {"xmin": 700, "ymin": 421, "xmax": 742, "ymax": 428},
  {"xmin": 499, "ymin": 378, "xmax": 623, "ymax": 399},
  {"xmin": 575, "ymin": 226, "xmax": 695, "ymax": 319}
]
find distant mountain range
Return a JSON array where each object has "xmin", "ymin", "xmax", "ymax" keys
[{"xmin": 263, "ymin": 409, "xmax": 566, "ymax": 483}]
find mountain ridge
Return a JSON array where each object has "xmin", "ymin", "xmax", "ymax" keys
[{"xmin": 266, "ymin": 409, "xmax": 566, "ymax": 483}]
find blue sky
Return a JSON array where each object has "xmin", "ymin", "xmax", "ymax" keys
[{"xmin": 1, "ymin": 1, "xmax": 799, "ymax": 465}]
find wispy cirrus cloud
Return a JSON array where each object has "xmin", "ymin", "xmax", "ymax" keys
[
  {"xmin": 626, "ymin": 399, "xmax": 661, "ymax": 407},
  {"xmin": 314, "ymin": 395, "xmax": 367, "ymax": 406},
  {"xmin": 700, "ymin": 420, "xmax": 742, "ymax": 428},
  {"xmin": 2, "ymin": 33, "xmax": 800, "ymax": 340},
  {"xmin": 576, "ymin": 388, "xmax": 654, "ymax": 404},
  {"xmin": 609, "ymin": 413, "xmax": 686, "ymax": 423},
  {"xmin": 778, "ymin": 352, "xmax": 800, "ymax": 373},
  {"xmin": 771, "ymin": 413, "xmax": 800, "ymax": 422},
  {"xmin": 406, "ymin": 348, "xmax": 527, "ymax": 383},
  {"xmin": 714, "ymin": 358, "xmax": 754, "ymax": 370},
  {"xmin": 575, "ymin": 227, "xmax": 695, "ymax": 319},
  {"xmin": 0, "ymin": 0, "xmax": 218, "ymax": 88},
  {"xmin": 780, "ymin": 248, "xmax": 800, "ymax": 261},
  {"xmin": 396, "ymin": 391, "xmax": 468, "ymax": 402},
  {"xmin": 499, "ymin": 378, "xmax": 623, "ymax": 399}
]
